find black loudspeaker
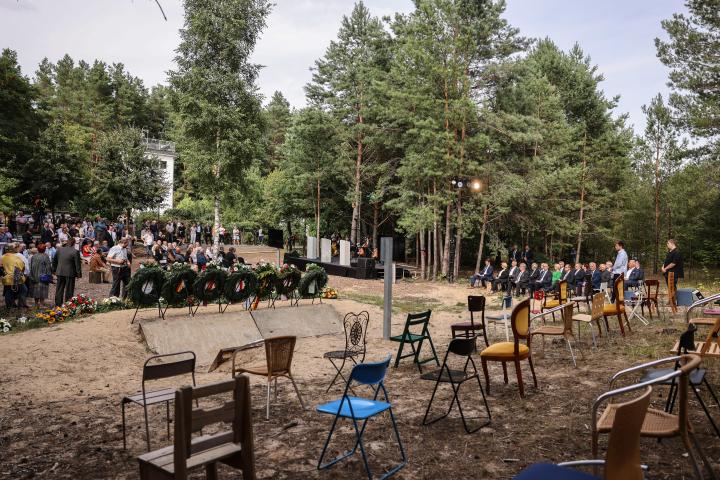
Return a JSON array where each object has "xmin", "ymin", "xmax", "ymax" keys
[
  {"xmin": 357, "ymin": 258, "xmax": 376, "ymax": 279},
  {"xmin": 267, "ymin": 228, "xmax": 283, "ymax": 249}
]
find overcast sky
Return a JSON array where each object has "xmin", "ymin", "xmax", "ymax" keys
[{"xmin": 0, "ymin": 0, "xmax": 683, "ymax": 133}]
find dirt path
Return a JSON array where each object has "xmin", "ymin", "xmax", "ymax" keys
[{"xmin": 1, "ymin": 277, "xmax": 718, "ymax": 479}]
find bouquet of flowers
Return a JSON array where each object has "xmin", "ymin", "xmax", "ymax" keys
[
  {"xmin": 63, "ymin": 293, "xmax": 97, "ymax": 316},
  {"xmin": 321, "ymin": 287, "xmax": 338, "ymax": 299},
  {"xmin": 97, "ymin": 296, "xmax": 127, "ymax": 312},
  {"xmin": 36, "ymin": 306, "xmax": 71, "ymax": 324},
  {"xmin": 0, "ymin": 319, "xmax": 11, "ymax": 333}
]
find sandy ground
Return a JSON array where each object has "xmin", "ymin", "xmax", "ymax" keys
[{"xmin": 1, "ymin": 257, "xmax": 719, "ymax": 479}]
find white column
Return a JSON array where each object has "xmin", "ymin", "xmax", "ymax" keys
[
  {"xmin": 306, "ymin": 236, "xmax": 317, "ymax": 259},
  {"xmin": 339, "ymin": 240, "xmax": 351, "ymax": 266},
  {"xmin": 320, "ymin": 238, "xmax": 332, "ymax": 263}
]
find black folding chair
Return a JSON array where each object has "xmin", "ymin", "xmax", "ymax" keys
[
  {"xmin": 323, "ymin": 311, "xmax": 369, "ymax": 393},
  {"xmin": 121, "ymin": 351, "xmax": 196, "ymax": 451},
  {"xmin": 421, "ymin": 338, "xmax": 491, "ymax": 433},
  {"xmin": 639, "ymin": 323, "xmax": 720, "ymax": 438},
  {"xmin": 390, "ymin": 310, "xmax": 439, "ymax": 373}
]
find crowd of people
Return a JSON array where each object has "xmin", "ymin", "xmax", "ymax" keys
[{"xmin": 469, "ymin": 240, "xmax": 684, "ymax": 301}]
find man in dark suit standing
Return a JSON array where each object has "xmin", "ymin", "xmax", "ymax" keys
[
  {"xmin": 53, "ymin": 236, "xmax": 81, "ymax": 306},
  {"xmin": 521, "ymin": 245, "xmax": 533, "ymax": 266},
  {"xmin": 509, "ymin": 245, "xmax": 521, "ymax": 264}
]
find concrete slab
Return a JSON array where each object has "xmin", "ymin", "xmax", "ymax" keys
[
  {"xmin": 251, "ymin": 303, "xmax": 343, "ymax": 339},
  {"xmin": 139, "ymin": 311, "xmax": 263, "ymax": 367}
]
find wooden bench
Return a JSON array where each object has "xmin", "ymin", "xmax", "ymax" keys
[{"xmin": 137, "ymin": 376, "xmax": 255, "ymax": 479}]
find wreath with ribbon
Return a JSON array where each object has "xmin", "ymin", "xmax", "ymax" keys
[
  {"xmin": 254, "ymin": 263, "xmax": 279, "ymax": 300},
  {"xmin": 128, "ymin": 265, "xmax": 166, "ymax": 306},
  {"xmin": 162, "ymin": 265, "xmax": 198, "ymax": 306},
  {"xmin": 223, "ymin": 269, "xmax": 258, "ymax": 303},
  {"xmin": 193, "ymin": 266, "xmax": 227, "ymax": 303},
  {"xmin": 274, "ymin": 264, "xmax": 302, "ymax": 298},
  {"xmin": 298, "ymin": 264, "xmax": 328, "ymax": 298}
]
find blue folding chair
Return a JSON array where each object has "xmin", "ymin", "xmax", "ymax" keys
[{"xmin": 316, "ymin": 355, "xmax": 406, "ymax": 479}]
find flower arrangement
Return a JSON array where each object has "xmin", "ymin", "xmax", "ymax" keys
[
  {"xmin": 321, "ymin": 287, "xmax": 338, "ymax": 299},
  {"xmin": 35, "ymin": 306, "xmax": 71, "ymax": 324},
  {"xmin": 298, "ymin": 264, "xmax": 329, "ymax": 299},
  {"xmin": 97, "ymin": 296, "xmax": 128, "ymax": 312},
  {"xmin": 0, "ymin": 319, "xmax": 11, "ymax": 333},
  {"xmin": 62, "ymin": 293, "xmax": 97, "ymax": 316}
]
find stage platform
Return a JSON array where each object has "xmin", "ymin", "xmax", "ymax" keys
[
  {"xmin": 138, "ymin": 304, "xmax": 343, "ymax": 371},
  {"xmin": 284, "ymin": 254, "xmax": 411, "ymax": 279}
]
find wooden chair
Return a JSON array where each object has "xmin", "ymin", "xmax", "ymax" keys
[
  {"xmin": 530, "ymin": 303, "xmax": 580, "ymax": 366},
  {"xmin": 323, "ymin": 311, "xmax": 369, "ymax": 392},
  {"xmin": 390, "ymin": 310, "xmax": 439, "ymax": 373},
  {"xmin": 572, "ymin": 292, "xmax": 605, "ymax": 347},
  {"xmin": 137, "ymin": 376, "xmax": 256, "ymax": 480},
  {"xmin": 515, "ymin": 385, "xmax": 652, "ymax": 480},
  {"xmin": 122, "ymin": 351, "xmax": 197, "ymax": 451},
  {"xmin": 603, "ymin": 276, "xmax": 630, "ymax": 336},
  {"xmin": 231, "ymin": 336, "xmax": 305, "ymax": 420},
  {"xmin": 687, "ymin": 292, "xmax": 720, "ymax": 328},
  {"xmin": 640, "ymin": 279, "xmax": 659, "ymax": 319},
  {"xmin": 542, "ymin": 280, "xmax": 568, "ymax": 321},
  {"xmin": 450, "ymin": 295, "xmax": 489, "ymax": 347},
  {"xmin": 480, "ymin": 298, "xmax": 537, "ymax": 398},
  {"xmin": 595, "ymin": 354, "xmax": 716, "ymax": 479}
]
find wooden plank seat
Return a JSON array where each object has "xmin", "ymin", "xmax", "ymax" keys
[
  {"xmin": 138, "ymin": 432, "xmax": 243, "ymax": 476},
  {"xmin": 689, "ymin": 317, "xmax": 718, "ymax": 327},
  {"xmin": 671, "ymin": 341, "xmax": 720, "ymax": 358},
  {"xmin": 123, "ymin": 388, "xmax": 177, "ymax": 407},
  {"xmin": 137, "ymin": 376, "xmax": 255, "ymax": 480}
]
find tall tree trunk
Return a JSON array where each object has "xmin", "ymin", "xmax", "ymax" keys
[
  {"xmin": 653, "ymin": 144, "xmax": 661, "ymax": 273},
  {"xmin": 315, "ymin": 178, "xmax": 321, "ymax": 258},
  {"xmin": 420, "ymin": 229, "xmax": 426, "ymax": 279},
  {"xmin": 576, "ymin": 131, "xmax": 587, "ymax": 264},
  {"xmin": 351, "ymin": 131, "xmax": 362, "ymax": 245},
  {"xmin": 454, "ymin": 196, "xmax": 462, "ymax": 279},
  {"xmin": 213, "ymin": 129, "xmax": 221, "ymax": 254},
  {"xmin": 372, "ymin": 202, "xmax": 379, "ymax": 253},
  {"xmin": 427, "ymin": 229, "xmax": 432, "ymax": 280},
  {"xmin": 442, "ymin": 203, "xmax": 451, "ymax": 276},
  {"xmin": 475, "ymin": 205, "xmax": 489, "ymax": 272}
]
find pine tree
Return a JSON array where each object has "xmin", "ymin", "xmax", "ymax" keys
[
  {"xmin": 262, "ymin": 91, "xmax": 292, "ymax": 173},
  {"xmin": 306, "ymin": 1, "xmax": 391, "ymax": 245},
  {"xmin": 656, "ymin": 0, "xmax": 720, "ymax": 145},
  {"xmin": 169, "ymin": 0, "xmax": 271, "ymax": 250}
]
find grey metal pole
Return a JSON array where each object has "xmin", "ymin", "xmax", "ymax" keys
[{"xmin": 381, "ymin": 236, "xmax": 393, "ymax": 340}]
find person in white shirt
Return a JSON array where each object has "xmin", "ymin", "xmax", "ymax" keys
[
  {"xmin": 611, "ymin": 240, "xmax": 628, "ymax": 301},
  {"xmin": 15, "ymin": 244, "xmax": 30, "ymax": 275},
  {"xmin": 107, "ymin": 237, "xmax": 130, "ymax": 298}
]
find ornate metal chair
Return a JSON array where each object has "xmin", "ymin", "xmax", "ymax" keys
[{"xmin": 323, "ymin": 311, "xmax": 370, "ymax": 392}]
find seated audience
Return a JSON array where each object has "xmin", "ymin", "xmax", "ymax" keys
[
  {"xmin": 625, "ymin": 259, "xmax": 644, "ymax": 288},
  {"xmin": 491, "ymin": 262, "xmax": 510, "ymax": 292}
]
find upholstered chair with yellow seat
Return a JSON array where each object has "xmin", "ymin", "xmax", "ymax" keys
[
  {"xmin": 603, "ymin": 276, "xmax": 630, "ymax": 336},
  {"xmin": 542, "ymin": 280, "xmax": 568, "ymax": 322},
  {"xmin": 480, "ymin": 298, "xmax": 537, "ymax": 398}
]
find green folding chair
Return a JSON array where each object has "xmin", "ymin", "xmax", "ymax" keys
[{"xmin": 390, "ymin": 310, "xmax": 439, "ymax": 373}]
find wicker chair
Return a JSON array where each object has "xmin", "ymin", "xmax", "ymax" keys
[
  {"xmin": 232, "ymin": 336, "xmax": 305, "ymax": 420},
  {"xmin": 480, "ymin": 298, "xmax": 537, "ymax": 398},
  {"xmin": 595, "ymin": 354, "xmax": 716, "ymax": 479},
  {"xmin": 515, "ymin": 385, "xmax": 652, "ymax": 480},
  {"xmin": 603, "ymin": 276, "xmax": 630, "ymax": 336}
]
